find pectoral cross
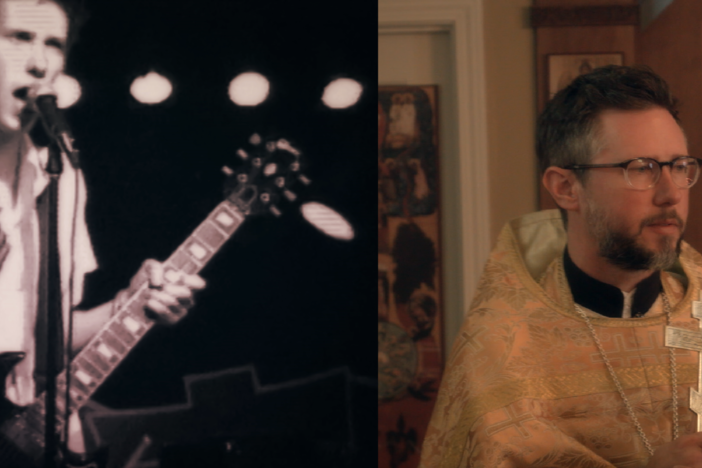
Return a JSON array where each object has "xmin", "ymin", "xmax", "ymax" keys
[{"xmin": 665, "ymin": 296, "xmax": 702, "ymax": 430}]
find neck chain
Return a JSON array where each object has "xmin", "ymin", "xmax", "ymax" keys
[{"xmin": 574, "ymin": 292, "xmax": 678, "ymax": 457}]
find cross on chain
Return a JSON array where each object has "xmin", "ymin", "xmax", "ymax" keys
[{"xmin": 665, "ymin": 294, "xmax": 702, "ymax": 430}]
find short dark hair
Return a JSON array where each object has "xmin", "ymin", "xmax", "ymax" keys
[
  {"xmin": 0, "ymin": 0, "xmax": 88, "ymax": 55},
  {"xmin": 46, "ymin": 0, "xmax": 87, "ymax": 55},
  {"xmin": 536, "ymin": 65, "xmax": 680, "ymax": 175}
]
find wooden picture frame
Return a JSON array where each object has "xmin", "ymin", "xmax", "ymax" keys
[
  {"xmin": 378, "ymin": 85, "xmax": 443, "ymax": 468},
  {"xmin": 548, "ymin": 53, "xmax": 624, "ymax": 99}
]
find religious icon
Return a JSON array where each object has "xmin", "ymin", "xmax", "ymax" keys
[
  {"xmin": 378, "ymin": 87, "xmax": 438, "ymax": 217},
  {"xmin": 548, "ymin": 53, "xmax": 624, "ymax": 99},
  {"xmin": 378, "ymin": 85, "xmax": 443, "ymax": 468}
]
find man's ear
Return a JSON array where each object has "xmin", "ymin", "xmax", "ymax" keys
[{"xmin": 542, "ymin": 167, "xmax": 581, "ymax": 211}]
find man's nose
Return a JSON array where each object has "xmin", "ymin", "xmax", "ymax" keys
[
  {"xmin": 654, "ymin": 166, "xmax": 684, "ymax": 206},
  {"xmin": 26, "ymin": 44, "xmax": 48, "ymax": 79}
]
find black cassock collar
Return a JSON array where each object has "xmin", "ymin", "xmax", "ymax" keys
[{"xmin": 563, "ymin": 247, "xmax": 661, "ymax": 319}]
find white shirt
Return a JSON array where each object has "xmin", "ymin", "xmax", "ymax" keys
[{"xmin": 0, "ymin": 135, "xmax": 96, "ymax": 406}]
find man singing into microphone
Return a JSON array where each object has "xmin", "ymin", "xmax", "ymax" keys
[{"xmin": 0, "ymin": 0, "xmax": 205, "ymax": 456}]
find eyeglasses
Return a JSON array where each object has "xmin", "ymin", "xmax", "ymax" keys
[{"xmin": 563, "ymin": 156, "xmax": 702, "ymax": 190}]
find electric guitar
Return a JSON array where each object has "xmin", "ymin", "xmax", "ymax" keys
[{"xmin": 0, "ymin": 134, "xmax": 308, "ymax": 467}]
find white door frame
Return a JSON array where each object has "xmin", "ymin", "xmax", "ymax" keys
[{"xmin": 379, "ymin": 0, "xmax": 491, "ymax": 348}]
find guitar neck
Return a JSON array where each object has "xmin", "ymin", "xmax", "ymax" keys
[
  {"xmin": 0, "ymin": 198, "xmax": 247, "ymax": 461},
  {"xmin": 71, "ymin": 198, "xmax": 246, "ymax": 406}
]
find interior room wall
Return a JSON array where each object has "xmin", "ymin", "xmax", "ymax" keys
[
  {"xmin": 378, "ymin": 0, "xmax": 539, "ymax": 246},
  {"xmin": 637, "ymin": 0, "xmax": 702, "ymax": 251},
  {"xmin": 379, "ymin": 0, "xmax": 538, "ymax": 352},
  {"xmin": 379, "ymin": 32, "xmax": 463, "ymax": 355},
  {"xmin": 484, "ymin": 0, "xmax": 538, "ymax": 239}
]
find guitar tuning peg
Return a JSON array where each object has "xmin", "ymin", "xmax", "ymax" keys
[
  {"xmin": 269, "ymin": 205, "xmax": 282, "ymax": 217},
  {"xmin": 283, "ymin": 190, "xmax": 296, "ymax": 202},
  {"xmin": 264, "ymin": 163, "xmax": 277, "ymax": 176},
  {"xmin": 298, "ymin": 174, "xmax": 311, "ymax": 185},
  {"xmin": 253, "ymin": 158, "xmax": 262, "ymax": 168},
  {"xmin": 260, "ymin": 193, "xmax": 271, "ymax": 203},
  {"xmin": 249, "ymin": 133, "xmax": 262, "ymax": 145},
  {"xmin": 221, "ymin": 166, "xmax": 234, "ymax": 176},
  {"xmin": 236, "ymin": 149, "xmax": 249, "ymax": 160},
  {"xmin": 276, "ymin": 139, "xmax": 301, "ymax": 156}
]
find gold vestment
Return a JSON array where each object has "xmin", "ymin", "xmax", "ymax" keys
[{"xmin": 420, "ymin": 210, "xmax": 702, "ymax": 468}]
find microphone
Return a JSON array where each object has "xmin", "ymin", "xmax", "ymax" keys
[{"xmin": 34, "ymin": 94, "xmax": 80, "ymax": 169}]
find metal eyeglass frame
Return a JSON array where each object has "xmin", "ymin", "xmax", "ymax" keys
[{"xmin": 562, "ymin": 156, "xmax": 702, "ymax": 190}]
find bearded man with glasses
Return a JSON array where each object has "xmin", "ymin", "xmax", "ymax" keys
[{"xmin": 420, "ymin": 66, "xmax": 702, "ymax": 468}]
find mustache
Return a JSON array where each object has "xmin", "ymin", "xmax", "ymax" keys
[{"xmin": 639, "ymin": 211, "xmax": 685, "ymax": 233}]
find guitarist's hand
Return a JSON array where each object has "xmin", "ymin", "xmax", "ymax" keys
[
  {"xmin": 126, "ymin": 259, "xmax": 206, "ymax": 324},
  {"xmin": 74, "ymin": 262, "xmax": 205, "ymax": 350}
]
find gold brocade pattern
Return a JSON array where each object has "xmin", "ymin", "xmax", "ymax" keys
[{"xmin": 419, "ymin": 210, "xmax": 702, "ymax": 468}]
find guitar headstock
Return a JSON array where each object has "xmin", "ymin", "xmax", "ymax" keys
[{"xmin": 223, "ymin": 133, "xmax": 310, "ymax": 216}]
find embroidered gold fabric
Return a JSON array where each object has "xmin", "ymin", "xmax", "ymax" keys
[{"xmin": 419, "ymin": 210, "xmax": 702, "ymax": 468}]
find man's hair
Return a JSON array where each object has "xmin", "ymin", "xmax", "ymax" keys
[
  {"xmin": 536, "ymin": 65, "xmax": 680, "ymax": 175},
  {"xmin": 0, "ymin": 0, "xmax": 87, "ymax": 54},
  {"xmin": 44, "ymin": 0, "xmax": 87, "ymax": 54}
]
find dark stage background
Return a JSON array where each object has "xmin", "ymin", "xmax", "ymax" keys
[{"xmin": 53, "ymin": 0, "xmax": 376, "ymax": 465}]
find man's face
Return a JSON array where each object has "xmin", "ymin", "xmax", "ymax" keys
[
  {"xmin": 579, "ymin": 107, "xmax": 689, "ymax": 270},
  {"xmin": 0, "ymin": 0, "xmax": 67, "ymax": 134}
]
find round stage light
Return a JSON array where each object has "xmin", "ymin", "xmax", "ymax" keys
[
  {"xmin": 228, "ymin": 72, "xmax": 270, "ymax": 106},
  {"xmin": 130, "ymin": 72, "xmax": 173, "ymax": 104},
  {"xmin": 54, "ymin": 74, "xmax": 81, "ymax": 109},
  {"xmin": 301, "ymin": 202, "xmax": 354, "ymax": 241},
  {"xmin": 322, "ymin": 78, "xmax": 362, "ymax": 109}
]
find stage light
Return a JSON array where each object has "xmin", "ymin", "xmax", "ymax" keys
[
  {"xmin": 228, "ymin": 72, "xmax": 270, "ymax": 106},
  {"xmin": 301, "ymin": 202, "xmax": 354, "ymax": 241},
  {"xmin": 54, "ymin": 74, "xmax": 81, "ymax": 109},
  {"xmin": 322, "ymin": 78, "xmax": 362, "ymax": 109},
  {"xmin": 130, "ymin": 72, "xmax": 173, "ymax": 104}
]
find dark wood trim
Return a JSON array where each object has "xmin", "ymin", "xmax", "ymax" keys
[{"xmin": 531, "ymin": 6, "xmax": 639, "ymax": 28}]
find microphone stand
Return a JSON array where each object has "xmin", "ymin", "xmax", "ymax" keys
[
  {"xmin": 43, "ymin": 140, "xmax": 64, "ymax": 468},
  {"xmin": 36, "ymin": 95, "xmax": 79, "ymax": 468}
]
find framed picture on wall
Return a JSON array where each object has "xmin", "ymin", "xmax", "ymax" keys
[
  {"xmin": 548, "ymin": 53, "xmax": 624, "ymax": 99},
  {"xmin": 378, "ymin": 85, "xmax": 444, "ymax": 468}
]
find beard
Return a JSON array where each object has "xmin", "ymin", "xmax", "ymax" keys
[{"xmin": 583, "ymin": 197, "xmax": 683, "ymax": 271}]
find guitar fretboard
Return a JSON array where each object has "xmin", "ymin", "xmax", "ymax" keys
[{"xmin": 1, "ymin": 198, "xmax": 246, "ymax": 462}]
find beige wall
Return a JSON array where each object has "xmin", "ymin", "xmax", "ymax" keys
[
  {"xmin": 638, "ymin": 0, "xmax": 702, "ymax": 252},
  {"xmin": 378, "ymin": 0, "xmax": 538, "ymax": 245},
  {"xmin": 484, "ymin": 0, "xmax": 538, "ymax": 239},
  {"xmin": 379, "ymin": 32, "xmax": 464, "ymax": 354},
  {"xmin": 379, "ymin": 0, "xmax": 537, "ymax": 350}
]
